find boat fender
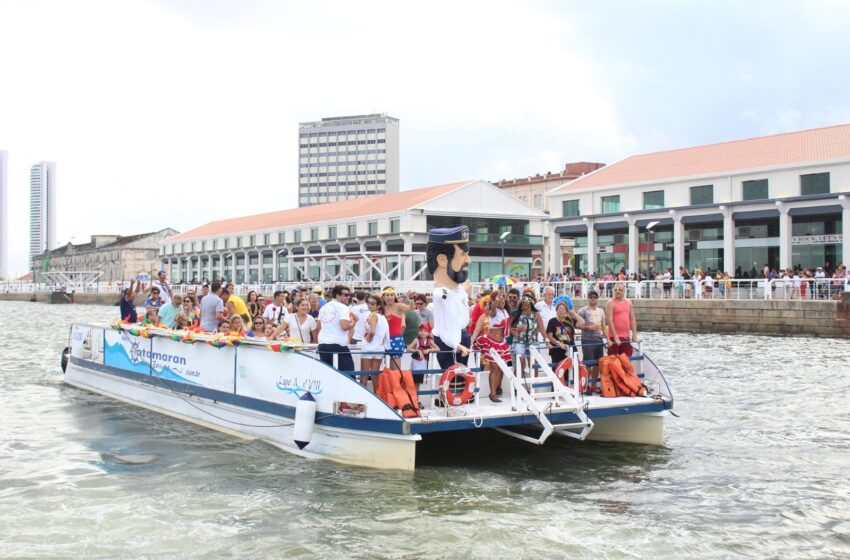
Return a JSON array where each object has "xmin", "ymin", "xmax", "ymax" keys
[
  {"xmin": 439, "ymin": 364, "xmax": 475, "ymax": 406},
  {"xmin": 61, "ymin": 347, "xmax": 70, "ymax": 373},
  {"xmin": 554, "ymin": 358, "xmax": 590, "ymax": 394},
  {"xmin": 293, "ymin": 392, "xmax": 317, "ymax": 450}
]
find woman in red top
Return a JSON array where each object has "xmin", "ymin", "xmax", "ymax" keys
[
  {"xmin": 472, "ymin": 290, "xmax": 511, "ymax": 402},
  {"xmin": 382, "ymin": 288, "xmax": 410, "ymax": 370}
]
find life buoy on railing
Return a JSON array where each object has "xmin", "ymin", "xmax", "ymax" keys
[
  {"xmin": 554, "ymin": 358, "xmax": 590, "ymax": 394},
  {"xmin": 439, "ymin": 364, "xmax": 475, "ymax": 406}
]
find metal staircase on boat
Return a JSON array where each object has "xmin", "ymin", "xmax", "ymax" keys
[{"xmin": 488, "ymin": 346, "xmax": 594, "ymax": 445}]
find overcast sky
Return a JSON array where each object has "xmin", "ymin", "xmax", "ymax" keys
[{"xmin": 1, "ymin": 0, "xmax": 849, "ymax": 276}]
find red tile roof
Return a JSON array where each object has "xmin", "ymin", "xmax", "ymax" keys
[
  {"xmin": 169, "ymin": 181, "xmax": 473, "ymax": 241},
  {"xmin": 554, "ymin": 123, "xmax": 850, "ymax": 192}
]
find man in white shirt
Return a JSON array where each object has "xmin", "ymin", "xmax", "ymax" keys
[
  {"xmin": 151, "ymin": 270, "xmax": 173, "ymax": 303},
  {"xmin": 427, "ymin": 226, "xmax": 472, "ymax": 369},
  {"xmin": 262, "ymin": 290, "xmax": 288, "ymax": 325},
  {"xmin": 349, "ymin": 291, "xmax": 369, "ymax": 345},
  {"xmin": 534, "ymin": 286, "xmax": 556, "ymax": 341},
  {"xmin": 317, "ymin": 285, "xmax": 356, "ymax": 371}
]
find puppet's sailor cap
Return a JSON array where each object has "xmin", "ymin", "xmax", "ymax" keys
[{"xmin": 428, "ymin": 225, "xmax": 469, "ymax": 245}]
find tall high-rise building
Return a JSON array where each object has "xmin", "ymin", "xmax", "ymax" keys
[
  {"xmin": 298, "ymin": 113, "xmax": 399, "ymax": 207},
  {"xmin": 0, "ymin": 151, "xmax": 7, "ymax": 280},
  {"xmin": 29, "ymin": 161, "xmax": 57, "ymax": 260}
]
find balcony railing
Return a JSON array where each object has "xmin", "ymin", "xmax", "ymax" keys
[{"xmin": 469, "ymin": 233, "xmax": 543, "ymax": 245}]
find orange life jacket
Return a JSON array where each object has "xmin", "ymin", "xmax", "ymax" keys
[
  {"xmin": 614, "ymin": 354, "xmax": 648, "ymax": 397},
  {"xmin": 376, "ymin": 369, "xmax": 421, "ymax": 418},
  {"xmin": 598, "ymin": 355, "xmax": 621, "ymax": 398}
]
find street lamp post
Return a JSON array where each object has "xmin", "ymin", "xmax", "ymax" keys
[{"xmin": 499, "ymin": 230, "xmax": 510, "ymax": 274}]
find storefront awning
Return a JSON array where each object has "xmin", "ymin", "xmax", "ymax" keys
[
  {"xmin": 681, "ymin": 213, "xmax": 724, "ymax": 225},
  {"xmin": 594, "ymin": 221, "xmax": 628, "ymax": 232},
  {"xmin": 788, "ymin": 204, "xmax": 843, "ymax": 217},
  {"xmin": 635, "ymin": 217, "xmax": 674, "ymax": 228},
  {"xmin": 732, "ymin": 209, "xmax": 780, "ymax": 221},
  {"xmin": 554, "ymin": 224, "xmax": 588, "ymax": 235}
]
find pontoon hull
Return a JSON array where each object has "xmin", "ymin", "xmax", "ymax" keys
[
  {"xmin": 65, "ymin": 360, "xmax": 419, "ymax": 471},
  {"xmin": 585, "ymin": 411, "xmax": 666, "ymax": 446}
]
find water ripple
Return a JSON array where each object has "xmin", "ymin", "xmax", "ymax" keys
[{"xmin": 1, "ymin": 301, "xmax": 849, "ymax": 558}]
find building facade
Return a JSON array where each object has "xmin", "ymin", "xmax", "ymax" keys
[
  {"xmin": 493, "ymin": 162, "xmax": 605, "ymax": 213},
  {"xmin": 32, "ymin": 229, "xmax": 178, "ymax": 283},
  {"xmin": 160, "ymin": 181, "xmax": 546, "ymax": 284},
  {"xmin": 298, "ymin": 114, "xmax": 399, "ymax": 207},
  {"xmin": 0, "ymin": 151, "xmax": 7, "ymax": 280},
  {"xmin": 29, "ymin": 161, "xmax": 57, "ymax": 260},
  {"xmin": 546, "ymin": 125, "xmax": 850, "ymax": 277}
]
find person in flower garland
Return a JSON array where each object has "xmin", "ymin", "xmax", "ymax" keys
[{"xmin": 427, "ymin": 225, "xmax": 472, "ymax": 369}]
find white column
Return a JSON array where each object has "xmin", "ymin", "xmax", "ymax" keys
[
  {"xmin": 219, "ymin": 254, "xmax": 225, "ymax": 281},
  {"xmin": 586, "ymin": 221, "xmax": 597, "ymax": 275},
  {"xmin": 778, "ymin": 205, "xmax": 792, "ymax": 269},
  {"xmin": 287, "ymin": 251, "xmax": 294, "ymax": 282},
  {"xmin": 627, "ymin": 217, "xmax": 638, "ymax": 275},
  {"xmin": 840, "ymin": 196, "xmax": 850, "ymax": 268},
  {"xmin": 672, "ymin": 213, "xmax": 684, "ymax": 273},
  {"xmin": 242, "ymin": 251, "xmax": 249, "ymax": 283},
  {"xmin": 722, "ymin": 207, "xmax": 735, "ymax": 275},
  {"xmin": 548, "ymin": 226, "xmax": 562, "ymax": 275},
  {"xmin": 258, "ymin": 251, "xmax": 265, "ymax": 283},
  {"xmin": 403, "ymin": 235, "xmax": 414, "ymax": 280},
  {"xmin": 272, "ymin": 251, "xmax": 278, "ymax": 282}
]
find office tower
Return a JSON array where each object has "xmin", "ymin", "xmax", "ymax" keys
[
  {"xmin": 29, "ymin": 161, "xmax": 57, "ymax": 260},
  {"xmin": 298, "ymin": 113, "xmax": 399, "ymax": 207},
  {"xmin": 0, "ymin": 151, "xmax": 6, "ymax": 280}
]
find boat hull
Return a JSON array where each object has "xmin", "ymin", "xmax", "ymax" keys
[
  {"xmin": 65, "ymin": 360, "xmax": 419, "ymax": 471},
  {"xmin": 585, "ymin": 410, "xmax": 666, "ymax": 446}
]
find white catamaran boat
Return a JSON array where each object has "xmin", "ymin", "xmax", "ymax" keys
[{"xmin": 62, "ymin": 322, "xmax": 674, "ymax": 471}]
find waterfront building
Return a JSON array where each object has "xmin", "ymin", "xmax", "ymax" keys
[
  {"xmin": 161, "ymin": 180, "xmax": 546, "ymax": 284},
  {"xmin": 0, "ymin": 150, "xmax": 7, "ymax": 280},
  {"xmin": 298, "ymin": 114, "xmax": 399, "ymax": 207},
  {"xmin": 31, "ymin": 229, "xmax": 178, "ymax": 283},
  {"xmin": 546, "ymin": 124, "xmax": 850, "ymax": 277},
  {"xmin": 29, "ymin": 161, "xmax": 57, "ymax": 260},
  {"xmin": 493, "ymin": 162, "xmax": 605, "ymax": 213}
]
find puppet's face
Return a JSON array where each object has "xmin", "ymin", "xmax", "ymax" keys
[{"xmin": 444, "ymin": 245, "xmax": 470, "ymax": 284}]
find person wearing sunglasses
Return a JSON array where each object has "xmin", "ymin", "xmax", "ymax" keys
[
  {"xmin": 249, "ymin": 317, "xmax": 266, "ymax": 339},
  {"xmin": 177, "ymin": 296, "xmax": 199, "ymax": 328},
  {"xmin": 316, "ymin": 285, "xmax": 356, "ymax": 372}
]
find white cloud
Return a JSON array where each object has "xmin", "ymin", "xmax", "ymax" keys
[{"xmin": 1, "ymin": 0, "xmax": 847, "ymax": 278}]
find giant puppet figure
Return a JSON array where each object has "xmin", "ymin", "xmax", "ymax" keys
[{"xmin": 427, "ymin": 226, "xmax": 472, "ymax": 369}]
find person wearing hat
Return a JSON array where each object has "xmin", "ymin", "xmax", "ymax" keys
[
  {"xmin": 313, "ymin": 284, "xmax": 327, "ymax": 307},
  {"xmin": 426, "ymin": 225, "xmax": 472, "ymax": 369},
  {"xmin": 578, "ymin": 290, "xmax": 607, "ymax": 386},
  {"xmin": 151, "ymin": 270, "xmax": 172, "ymax": 304}
]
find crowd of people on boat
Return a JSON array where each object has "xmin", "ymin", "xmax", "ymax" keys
[{"xmin": 116, "ymin": 270, "xmax": 640, "ymax": 396}]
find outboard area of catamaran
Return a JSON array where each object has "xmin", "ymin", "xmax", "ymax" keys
[{"xmin": 62, "ymin": 322, "xmax": 673, "ymax": 471}]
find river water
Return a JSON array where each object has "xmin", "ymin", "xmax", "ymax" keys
[{"xmin": 1, "ymin": 300, "xmax": 849, "ymax": 559}]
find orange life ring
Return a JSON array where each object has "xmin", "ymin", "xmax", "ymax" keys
[
  {"xmin": 554, "ymin": 358, "xmax": 590, "ymax": 394},
  {"xmin": 439, "ymin": 364, "xmax": 476, "ymax": 406}
]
